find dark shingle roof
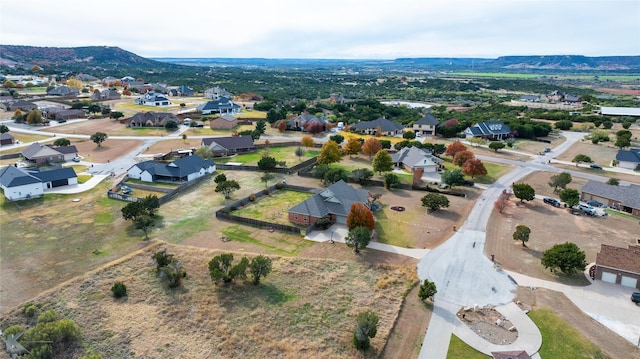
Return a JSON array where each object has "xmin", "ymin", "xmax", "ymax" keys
[
  {"xmin": 46, "ymin": 144, "xmax": 78, "ymax": 155},
  {"xmin": 288, "ymin": 180, "xmax": 369, "ymax": 218},
  {"xmin": 31, "ymin": 167, "xmax": 77, "ymax": 182},
  {"xmin": 0, "ymin": 133, "xmax": 14, "ymax": 140},
  {"xmin": 581, "ymin": 180, "xmax": 640, "ymax": 210},
  {"xmin": 414, "ymin": 114, "xmax": 439, "ymax": 126},
  {"xmin": 134, "ymin": 155, "xmax": 214, "ymax": 178},
  {"xmin": 615, "ymin": 148, "xmax": 640, "ymax": 164},
  {"xmin": 21, "ymin": 142, "xmax": 62, "ymax": 159},
  {"xmin": 476, "ymin": 121, "xmax": 511, "ymax": 135},
  {"xmin": 596, "ymin": 244, "xmax": 640, "ymax": 274},
  {"xmin": 201, "ymin": 136, "xmax": 256, "ymax": 152},
  {"xmin": 0, "ymin": 166, "xmax": 41, "ymax": 187},
  {"xmin": 351, "ymin": 117, "xmax": 404, "ymax": 132}
]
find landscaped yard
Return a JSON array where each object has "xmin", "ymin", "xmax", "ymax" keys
[
  {"xmin": 440, "ymin": 158, "xmax": 513, "ymax": 184},
  {"xmin": 232, "ymin": 189, "xmax": 313, "ymax": 226},
  {"xmin": 215, "ymin": 146, "xmax": 319, "ymax": 166}
]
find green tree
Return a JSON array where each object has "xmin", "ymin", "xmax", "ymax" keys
[
  {"xmin": 111, "ymin": 281, "xmax": 127, "ymax": 298},
  {"xmin": 26, "ymin": 109, "xmax": 43, "ymax": 125},
  {"xmin": 215, "ymin": 180, "xmax": 240, "ymax": 199},
  {"xmin": 194, "ymin": 145, "xmax": 213, "ymax": 160},
  {"xmin": 602, "ymin": 120, "xmax": 613, "ymax": 129},
  {"xmin": 614, "ymin": 130, "xmax": 632, "ymax": 149},
  {"xmin": 559, "ymin": 188, "xmax": 580, "ymax": 208},
  {"xmin": 159, "ymin": 261, "xmax": 187, "ymax": 288},
  {"xmin": 121, "ymin": 201, "xmax": 146, "ymax": 221},
  {"xmin": 512, "ymin": 183, "xmax": 535, "ymax": 202},
  {"xmin": 352, "ymin": 168, "xmax": 374, "ymax": 184},
  {"xmin": 208, "ymin": 253, "xmax": 249, "ymax": 284},
  {"xmin": 110, "ymin": 111, "xmax": 124, "ymax": 120},
  {"xmin": 403, "ymin": 131, "xmax": 416, "ymax": 139},
  {"xmin": 53, "ymin": 138, "xmax": 71, "ymax": 146},
  {"xmin": 541, "ymin": 242, "xmax": 587, "ymax": 275},
  {"xmin": 572, "ymin": 154, "xmax": 592, "ymax": 166},
  {"xmin": 488, "ymin": 142, "xmax": 506, "ymax": 152},
  {"xmin": 440, "ymin": 168, "xmax": 465, "ymax": 187},
  {"xmin": 0, "ymin": 124, "xmax": 9, "ymax": 134},
  {"xmin": 417, "ymin": 279, "xmax": 437, "ymax": 301},
  {"xmin": 317, "ymin": 140, "xmax": 342, "ymax": 165},
  {"xmin": 548, "ymin": 172, "xmax": 572, "ymax": 193},
  {"xmin": 345, "ymin": 226, "xmax": 372, "ymax": 254},
  {"xmin": 249, "ymin": 255, "xmax": 273, "ymax": 285},
  {"xmin": 214, "ymin": 173, "xmax": 227, "ymax": 183},
  {"xmin": 255, "ymin": 119, "xmax": 267, "ymax": 134},
  {"xmin": 329, "ymin": 134, "xmax": 344, "ymax": 144},
  {"xmin": 257, "ymin": 156, "xmax": 277, "ymax": 171},
  {"xmin": 554, "ymin": 120, "xmax": 573, "ymax": 130},
  {"xmin": 90, "ymin": 132, "xmax": 108, "ymax": 147},
  {"xmin": 606, "ymin": 178, "xmax": 620, "ymax": 186},
  {"xmin": 266, "ymin": 108, "xmax": 278, "ymax": 123},
  {"xmin": 134, "ymin": 214, "xmax": 155, "ymax": 240},
  {"xmin": 152, "ymin": 249, "xmax": 176, "ymax": 272},
  {"xmin": 353, "ymin": 311, "xmax": 379, "ymax": 350},
  {"xmin": 141, "ymin": 195, "xmax": 160, "ymax": 216},
  {"xmin": 383, "ymin": 173, "xmax": 400, "ymax": 189},
  {"xmin": 622, "ymin": 121, "xmax": 632, "ymax": 130},
  {"xmin": 421, "ymin": 193, "xmax": 450, "ymax": 213},
  {"xmin": 372, "ymin": 150, "xmax": 393, "ymax": 174},
  {"xmin": 323, "ymin": 167, "xmax": 350, "ymax": 185},
  {"xmin": 87, "ymin": 103, "xmax": 102, "ymax": 114},
  {"xmin": 513, "ymin": 224, "xmax": 531, "ymax": 247},
  {"xmin": 295, "ymin": 146, "xmax": 305, "ymax": 160},
  {"xmin": 260, "ymin": 172, "xmax": 275, "ymax": 188},
  {"xmin": 164, "ymin": 120, "xmax": 178, "ymax": 130}
]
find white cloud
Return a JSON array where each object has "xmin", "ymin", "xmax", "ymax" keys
[{"xmin": 0, "ymin": 0, "xmax": 638, "ymax": 58}]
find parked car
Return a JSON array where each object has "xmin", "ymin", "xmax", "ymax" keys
[
  {"xmin": 544, "ymin": 197, "xmax": 561, "ymax": 207},
  {"xmin": 438, "ymin": 183, "xmax": 449, "ymax": 189},
  {"xmin": 462, "ymin": 180, "xmax": 475, "ymax": 187},
  {"xmin": 578, "ymin": 203, "xmax": 596, "ymax": 215},
  {"xmin": 632, "ymin": 292, "xmax": 640, "ymax": 304},
  {"xmin": 586, "ymin": 200, "xmax": 603, "ymax": 208},
  {"xmin": 543, "ymin": 147, "xmax": 551, "ymax": 153},
  {"xmin": 72, "ymin": 156, "xmax": 81, "ymax": 162},
  {"xmin": 590, "ymin": 164, "xmax": 603, "ymax": 169}
]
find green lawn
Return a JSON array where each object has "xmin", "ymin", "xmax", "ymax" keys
[
  {"xmin": 216, "ymin": 146, "xmax": 319, "ymax": 166},
  {"xmin": 375, "ymin": 203, "xmax": 422, "ymax": 248},
  {"xmin": 221, "ymin": 225, "xmax": 313, "ymax": 256},
  {"xmin": 440, "ymin": 158, "xmax": 511, "ymax": 184},
  {"xmin": 232, "ymin": 190, "xmax": 312, "ymax": 225},
  {"xmin": 446, "ymin": 335, "xmax": 490, "ymax": 359},
  {"xmin": 529, "ymin": 308, "xmax": 607, "ymax": 359}
]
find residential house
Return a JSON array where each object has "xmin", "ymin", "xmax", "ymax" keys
[
  {"xmin": 173, "ymin": 85, "xmax": 195, "ymax": 97},
  {"xmin": 42, "ymin": 107, "xmax": 86, "ymax": 121},
  {"xmin": 519, "ymin": 95, "xmax": 540, "ymax": 102},
  {"xmin": 47, "ymin": 86, "xmax": 79, "ymax": 97},
  {"xmin": 91, "ymin": 89, "xmax": 121, "ymax": 101},
  {"xmin": 127, "ymin": 154, "xmax": 215, "ymax": 183},
  {"xmin": 0, "ymin": 165, "xmax": 77, "ymax": 200},
  {"xmin": 125, "ymin": 112, "xmax": 178, "ymax": 127},
  {"xmin": 615, "ymin": 147, "xmax": 640, "ymax": 170},
  {"xmin": 209, "ymin": 114, "xmax": 239, "ymax": 129},
  {"xmin": 464, "ymin": 121, "xmax": 512, "ymax": 140},
  {"xmin": 391, "ymin": 146, "xmax": 442, "ymax": 173},
  {"xmin": 288, "ymin": 180, "xmax": 370, "ymax": 226},
  {"xmin": 351, "ymin": 117, "xmax": 404, "ymax": 136},
  {"xmin": 412, "ymin": 114, "xmax": 439, "ymax": 136},
  {"xmin": 126, "ymin": 81, "xmax": 151, "ymax": 93},
  {"xmin": 120, "ymin": 76, "xmax": 136, "ymax": 83},
  {"xmin": 287, "ymin": 114, "xmax": 328, "ymax": 131},
  {"xmin": 76, "ymin": 74, "xmax": 99, "ymax": 82},
  {"xmin": 204, "ymin": 86, "xmax": 232, "ymax": 100},
  {"xmin": 2, "ymin": 99, "xmax": 38, "ymax": 112},
  {"xmin": 581, "ymin": 180, "xmax": 640, "ymax": 217},
  {"xmin": 197, "ymin": 97, "xmax": 241, "ymax": 115},
  {"xmin": 0, "ymin": 133, "xmax": 15, "ymax": 146},
  {"xmin": 200, "ymin": 136, "xmax": 256, "ymax": 156},
  {"xmin": 47, "ymin": 144, "xmax": 79, "ymax": 161},
  {"xmin": 134, "ymin": 91, "xmax": 171, "ymax": 106},
  {"xmin": 101, "ymin": 76, "xmax": 118, "ymax": 86},
  {"xmin": 594, "ymin": 244, "xmax": 640, "ymax": 289},
  {"xmin": 21, "ymin": 142, "xmax": 65, "ymax": 164}
]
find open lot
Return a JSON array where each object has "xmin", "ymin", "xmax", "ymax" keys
[
  {"xmin": 232, "ymin": 189, "xmax": 313, "ymax": 226},
  {"xmin": 485, "ymin": 171, "xmax": 639, "ymax": 285},
  {"xmin": 0, "ymin": 243, "xmax": 417, "ymax": 358},
  {"xmin": 555, "ymin": 139, "xmax": 620, "ymax": 167},
  {"xmin": 41, "ymin": 118, "xmax": 174, "ymax": 137}
]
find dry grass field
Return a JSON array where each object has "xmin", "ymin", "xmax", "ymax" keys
[
  {"xmin": 485, "ymin": 171, "xmax": 639, "ymax": 285},
  {"xmin": 0, "ymin": 243, "xmax": 418, "ymax": 358}
]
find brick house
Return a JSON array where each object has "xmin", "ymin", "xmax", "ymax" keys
[
  {"xmin": 351, "ymin": 117, "xmax": 404, "ymax": 136},
  {"xmin": 209, "ymin": 114, "xmax": 239, "ymax": 129},
  {"xmin": 581, "ymin": 180, "xmax": 640, "ymax": 217},
  {"xmin": 200, "ymin": 136, "xmax": 256, "ymax": 157},
  {"xmin": 594, "ymin": 244, "xmax": 640, "ymax": 289},
  {"xmin": 288, "ymin": 180, "xmax": 370, "ymax": 226}
]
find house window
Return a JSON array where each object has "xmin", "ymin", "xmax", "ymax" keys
[
  {"xmin": 303, "ymin": 216, "xmax": 308, "ymax": 222},
  {"xmin": 294, "ymin": 215, "xmax": 298, "ymax": 220}
]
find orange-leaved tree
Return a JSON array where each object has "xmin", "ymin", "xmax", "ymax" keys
[
  {"xmin": 453, "ymin": 150, "xmax": 475, "ymax": 167},
  {"xmin": 462, "ymin": 158, "xmax": 487, "ymax": 179},
  {"xmin": 346, "ymin": 202, "xmax": 375, "ymax": 230},
  {"xmin": 362, "ymin": 138, "xmax": 382, "ymax": 160},
  {"xmin": 344, "ymin": 137, "xmax": 363, "ymax": 158},
  {"xmin": 445, "ymin": 141, "xmax": 467, "ymax": 157},
  {"xmin": 301, "ymin": 135, "xmax": 314, "ymax": 148}
]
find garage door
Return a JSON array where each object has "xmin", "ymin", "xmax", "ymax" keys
[
  {"xmin": 601, "ymin": 272, "xmax": 616, "ymax": 283},
  {"xmin": 336, "ymin": 216, "xmax": 346, "ymax": 224},
  {"xmin": 621, "ymin": 276, "xmax": 638, "ymax": 288}
]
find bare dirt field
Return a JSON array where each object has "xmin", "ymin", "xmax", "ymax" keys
[
  {"xmin": 0, "ymin": 242, "xmax": 417, "ymax": 358},
  {"xmin": 41, "ymin": 118, "xmax": 173, "ymax": 137},
  {"xmin": 485, "ymin": 171, "xmax": 639, "ymax": 285},
  {"xmin": 75, "ymin": 139, "xmax": 144, "ymax": 163},
  {"xmin": 555, "ymin": 139, "xmax": 620, "ymax": 166},
  {"xmin": 597, "ymin": 88, "xmax": 640, "ymax": 96}
]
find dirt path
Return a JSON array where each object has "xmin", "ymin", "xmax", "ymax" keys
[{"xmin": 382, "ymin": 284, "xmax": 432, "ymax": 359}]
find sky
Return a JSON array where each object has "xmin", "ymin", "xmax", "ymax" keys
[{"xmin": 1, "ymin": 0, "xmax": 638, "ymax": 59}]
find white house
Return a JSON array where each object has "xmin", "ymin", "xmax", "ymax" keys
[
  {"xmin": 0, "ymin": 166, "xmax": 77, "ymax": 200},
  {"xmin": 134, "ymin": 91, "xmax": 172, "ymax": 107}
]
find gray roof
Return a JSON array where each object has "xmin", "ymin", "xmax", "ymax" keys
[
  {"xmin": 599, "ymin": 106, "xmax": 640, "ymax": 117},
  {"xmin": 0, "ymin": 133, "xmax": 14, "ymax": 140},
  {"xmin": 198, "ymin": 97, "xmax": 240, "ymax": 112},
  {"xmin": 22, "ymin": 142, "xmax": 62, "ymax": 159},
  {"xmin": 582, "ymin": 180, "xmax": 640, "ymax": 210},
  {"xmin": 47, "ymin": 86, "xmax": 79, "ymax": 96},
  {"xmin": 134, "ymin": 155, "xmax": 214, "ymax": 178},
  {"xmin": 288, "ymin": 180, "xmax": 369, "ymax": 218},
  {"xmin": 0, "ymin": 166, "xmax": 41, "ymax": 187},
  {"xmin": 125, "ymin": 111, "xmax": 177, "ymax": 126},
  {"xmin": 31, "ymin": 167, "xmax": 77, "ymax": 182},
  {"xmin": 414, "ymin": 114, "xmax": 439, "ymax": 126},
  {"xmin": 467, "ymin": 121, "xmax": 511, "ymax": 136},
  {"xmin": 47, "ymin": 144, "xmax": 78, "ymax": 154},
  {"xmin": 201, "ymin": 136, "xmax": 255, "ymax": 152},
  {"xmin": 391, "ymin": 146, "xmax": 441, "ymax": 168},
  {"xmin": 351, "ymin": 117, "xmax": 404, "ymax": 132},
  {"xmin": 616, "ymin": 148, "xmax": 640, "ymax": 164}
]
